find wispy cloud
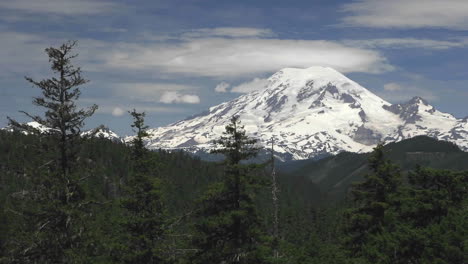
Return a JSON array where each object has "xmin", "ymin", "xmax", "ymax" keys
[
  {"xmin": 111, "ymin": 107, "xmax": 125, "ymax": 117},
  {"xmin": 231, "ymin": 78, "xmax": 269, "ymax": 93},
  {"xmin": 0, "ymin": 31, "xmax": 115, "ymax": 77},
  {"xmin": 0, "ymin": 31, "xmax": 50, "ymax": 77},
  {"xmin": 95, "ymin": 104, "xmax": 184, "ymax": 115},
  {"xmin": 0, "ymin": 0, "xmax": 119, "ymax": 15},
  {"xmin": 112, "ymin": 83, "xmax": 197, "ymax": 102},
  {"xmin": 214, "ymin": 82, "xmax": 230, "ymax": 93},
  {"xmin": 159, "ymin": 91, "xmax": 200, "ymax": 104},
  {"xmin": 341, "ymin": 0, "xmax": 468, "ymax": 30},
  {"xmin": 102, "ymin": 33, "xmax": 393, "ymax": 77},
  {"xmin": 181, "ymin": 27, "xmax": 275, "ymax": 38},
  {"xmin": 383, "ymin": 83, "xmax": 402, "ymax": 92},
  {"xmin": 343, "ymin": 38, "xmax": 468, "ymax": 50}
]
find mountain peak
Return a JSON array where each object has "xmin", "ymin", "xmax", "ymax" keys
[
  {"xmin": 276, "ymin": 66, "xmax": 345, "ymax": 78},
  {"xmin": 383, "ymin": 96, "xmax": 436, "ymax": 124},
  {"xmin": 408, "ymin": 96, "xmax": 429, "ymax": 106},
  {"xmin": 82, "ymin": 125, "xmax": 122, "ymax": 143},
  {"xmin": 265, "ymin": 66, "xmax": 376, "ymax": 103},
  {"xmin": 271, "ymin": 66, "xmax": 352, "ymax": 88}
]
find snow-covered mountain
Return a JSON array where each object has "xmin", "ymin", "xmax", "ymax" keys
[
  {"xmin": 138, "ymin": 66, "xmax": 468, "ymax": 160},
  {"xmin": 1, "ymin": 121, "xmax": 56, "ymax": 134},
  {"xmin": 81, "ymin": 125, "xmax": 124, "ymax": 143},
  {"xmin": 2, "ymin": 122, "xmax": 123, "ymax": 143}
]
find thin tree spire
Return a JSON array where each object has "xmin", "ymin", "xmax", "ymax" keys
[{"xmin": 270, "ymin": 138, "xmax": 280, "ymax": 259}]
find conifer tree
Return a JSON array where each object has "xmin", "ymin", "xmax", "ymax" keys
[
  {"xmin": 394, "ymin": 167, "xmax": 467, "ymax": 264},
  {"xmin": 117, "ymin": 109, "xmax": 167, "ymax": 263},
  {"xmin": 343, "ymin": 144, "xmax": 402, "ymax": 262},
  {"xmin": 9, "ymin": 40, "xmax": 97, "ymax": 175},
  {"xmin": 5, "ymin": 41, "xmax": 97, "ymax": 263},
  {"xmin": 191, "ymin": 116, "xmax": 268, "ymax": 264}
]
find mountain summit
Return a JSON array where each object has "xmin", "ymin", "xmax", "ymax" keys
[{"xmin": 138, "ymin": 66, "xmax": 467, "ymax": 160}]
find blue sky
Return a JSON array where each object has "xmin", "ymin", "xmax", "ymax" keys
[{"xmin": 1, "ymin": 0, "xmax": 467, "ymax": 135}]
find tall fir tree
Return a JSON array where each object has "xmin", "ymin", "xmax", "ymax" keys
[
  {"xmin": 5, "ymin": 41, "xmax": 97, "ymax": 263},
  {"xmin": 191, "ymin": 116, "xmax": 268, "ymax": 264},
  {"xmin": 343, "ymin": 144, "xmax": 402, "ymax": 263},
  {"xmin": 116, "ymin": 109, "xmax": 167, "ymax": 263}
]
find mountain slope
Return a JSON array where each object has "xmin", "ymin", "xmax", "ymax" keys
[
  {"xmin": 1, "ymin": 122, "xmax": 123, "ymax": 143},
  {"xmin": 140, "ymin": 66, "xmax": 467, "ymax": 160},
  {"xmin": 290, "ymin": 136, "xmax": 468, "ymax": 202},
  {"xmin": 81, "ymin": 125, "xmax": 123, "ymax": 143}
]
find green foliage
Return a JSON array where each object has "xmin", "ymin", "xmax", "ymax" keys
[
  {"xmin": 344, "ymin": 146, "xmax": 467, "ymax": 264},
  {"xmin": 115, "ymin": 110, "xmax": 168, "ymax": 263},
  {"xmin": 9, "ymin": 40, "xmax": 97, "ymax": 176},
  {"xmin": 191, "ymin": 116, "xmax": 269, "ymax": 264},
  {"xmin": 3, "ymin": 41, "xmax": 97, "ymax": 263},
  {"xmin": 343, "ymin": 144, "xmax": 403, "ymax": 261},
  {"xmin": 393, "ymin": 167, "xmax": 467, "ymax": 263}
]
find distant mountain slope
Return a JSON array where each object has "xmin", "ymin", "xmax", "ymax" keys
[
  {"xmin": 136, "ymin": 66, "xmax": 468, "ymax": 160},
  {"xmin": 81, "ymin": 125, "xmax": 124, "ymax": 143},
  {"xmin": 1, "ymin": 122, "xmax": 123, "ymax": 143},
  {"xmin": 290, "ymin": 136, "xmax": 468, "ymax": 201}
]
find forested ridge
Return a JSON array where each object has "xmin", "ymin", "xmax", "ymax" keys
[{"xmin": 0, "ymin": 42, "xmax": 466, "ymax": 263}]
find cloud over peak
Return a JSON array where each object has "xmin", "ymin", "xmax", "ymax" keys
[{"xmin": 104, "ymin": 33, "xmax": 393, "ymax": 77}]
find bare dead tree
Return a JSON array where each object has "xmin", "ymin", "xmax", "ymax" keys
[{"xmin": 270, "ymin": 138, "xmax": 280, "ymax": 259}]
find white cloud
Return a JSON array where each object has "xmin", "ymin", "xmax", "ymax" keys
[
  {"xmin": 103, "ymin": 37, "xmax": 392, "ymax": 77},
  {"xmin": 111, "ymin": 107, "xmax": 125, "ymax": 117},
  {"xmin": 159, "ymin": 91, "xmax": 200, "ymax": 104},
  {"xmin": 343, "ymin": 38, "xmax": 468, "ymax": 50},
  {"xmin": 0, "ymin": 28, "xmax": 393, "ymax": 80},
  {"xmin": 114, "ymin": 82, "xmax": 192, "ymax": 93},
  {"xmin": 0, "ymin": 0, "xmax": 118, "ymax": 15},
  {"xmin": 214, "ymin": 82, "xmax": 230, "ymax": 93},
  {"xmin": 181, "ymin": 27, "xmax": 275, "ymax": 38},
  {"xmin": 112, "ymin": 83, "xmax": 196, "ymax": 102},
  {"xmin": 95, "ymin": 104, "xmax": 183, "ymax": 115},
  {"xmin": 383, "ymin": 83, "xmax": 402, "ymax": 92},
  {"xmin": 341, "ymin": 0, "xmax": 468, "ymax": 30},
  {"xmin": 231, "ymin": 78, "xmax": 269, "ymax": 93}
]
